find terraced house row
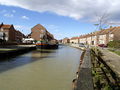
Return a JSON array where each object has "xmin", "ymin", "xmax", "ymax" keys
[{"xmin": 66, "ymin": 26, "xmax": 120, "ymax": 46}]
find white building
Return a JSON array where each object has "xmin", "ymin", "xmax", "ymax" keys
[
  {"xmin": 78, "ymin": 26, "xmax": 120, "ymax": 46},
  {"xmin": 70, "ymin": 37, "xmax": 79, "ymax": 44},
  {"xmin": 91, "ymin": 35, "xmax": 97, "ymax": 45},
  {"xmin": 79, "ymin": 38, "xmax": 87, "ymax": 44}
]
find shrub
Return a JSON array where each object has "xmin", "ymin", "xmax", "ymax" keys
[{"xmin": 108, "ymin": 40, "xmax": 120, "ymax": 49}]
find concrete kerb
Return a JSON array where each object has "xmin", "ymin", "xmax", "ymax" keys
[{"xmin": 72, "ymin": 48, "xmax": 94, "ymax": 90}]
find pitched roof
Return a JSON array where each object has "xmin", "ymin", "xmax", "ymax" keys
[
  {"xmin": 0, "ymin": 24, "xmax": 12, "ymax": 29},
  {"xmin": 79, "ymin": 33, "xmax": 92, "ymax": 39},
  {"xmin": 71, "ymin": 37, "xmax": 79, "ymax": 40},
  {"xmin": 63, "ymin": 37, "xmax": 69, "ymax": 40},
  {"xmin": 111, "ymin": 26, "xmax": 120, "ymax": 34},
  {"xmin": 97, "ymin": 27, "xmax": 118, "ymax": 35},
  {"xmin": 32, "ymin": 24, "xmax": 47, "ymax": 30},
  {"xmin": 74, "ymin": 26, "xmax": 120, "ymax": 39}
]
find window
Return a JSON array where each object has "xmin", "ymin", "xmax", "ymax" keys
[
  {"xmin": 109, "ymin": 34, "xmax": 114, "ymax": 37},
  {"xmin": 92, "ymin": 41, "xmax": 94, "ymax": 45},
  {"xmin": 0, "ymin": 28, "xmax": 3, "ymax": 31}
]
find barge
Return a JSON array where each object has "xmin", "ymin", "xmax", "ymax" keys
[{"xmin": 36, "ymin": 41, "xmax": 58, "ymax": 49}]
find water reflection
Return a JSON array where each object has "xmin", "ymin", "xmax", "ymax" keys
[
  {"xmin": 0, "ymin": 46, "xmax": 81, "ymax": 90},
  {"xmin": 0, "ymin": 49, "xmax": 57, "ymax": 73}
]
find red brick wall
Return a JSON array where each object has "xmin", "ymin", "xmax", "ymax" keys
[{"xmin": 31, "ymin": 24, "xmax": 54, "ymax": 41}]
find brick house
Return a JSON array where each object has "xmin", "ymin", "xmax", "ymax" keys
[
  {"xmin": 31, "ymin": 24, "xmax": 54, "ymax": 41},
  {"xmin": 0, "ymin": 23, "xmax": 24, "ymax": 43},
  {"xmin": 0, "ymin": 23, "xmax": 16, "ymax": 42},
  {"xmin": 15, "ymin": 30, "xmax": 25, "ymax": 43}
]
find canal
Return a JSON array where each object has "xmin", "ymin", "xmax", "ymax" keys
[{"xmin": 0, "ymin": 45, "xmax": 82, "ymax": 90}]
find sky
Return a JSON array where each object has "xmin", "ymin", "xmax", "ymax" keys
[{"xmin": 0, "ymin": 0, "xmax": 120, "ymax": 39}]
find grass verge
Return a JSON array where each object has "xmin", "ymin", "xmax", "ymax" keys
[{"xmin": 108, "ymin": 49, "xmax": 120, "ymax": 56}]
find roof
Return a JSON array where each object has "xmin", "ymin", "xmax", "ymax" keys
[
  {"xmin": 79, "ymin": 35, "xmax": 87, "ymax": 38},
  {"xmin": 79, "ymin": 33, "xmax": 92, "ymax": 39},
  {"xmin": 71, "ymin": 37, "xmax": 79, "ymax": 40},
  {"xmin": 63, "ymin": 37, "xmax": 69, "ymax": 40},
  {"xmin": 72, "ymin": 26, "xmax": 120, "ymax": 39},
  {"xmin": 32, "ymin": 24, "xmax": 47, "ymax": 31},
  {"xmin": 0, "ymin": 24, "xmax": 12, "ymax": 29},
  {"xmin": 111, "ymin": 26, "xmax": 120, "ymax": 34}
]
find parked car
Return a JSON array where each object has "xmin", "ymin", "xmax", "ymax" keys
[{"xmin": 98, "ymin": 44, "xmax": 107, "ymax": 47}]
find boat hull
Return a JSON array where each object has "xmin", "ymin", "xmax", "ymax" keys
[{"xmin": 36, "ymin": 44, "xmax": 58, "ymax": 49}]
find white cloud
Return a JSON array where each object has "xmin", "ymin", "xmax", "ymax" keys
[
  {"xmin": 21, "ymin": 16, "xmax": 29, "ymax": 20},
  {"xmin": 1, "ymin": 0, "xmax": 120, "ymax": 22},
  {"xmin": 4, "ymin": 13, "xmax": 13, "ymax": 17}
]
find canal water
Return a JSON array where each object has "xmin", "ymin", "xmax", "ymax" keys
[{"xmin": 0, "ymin": 45, "xmax": 82, "ymax": 90}]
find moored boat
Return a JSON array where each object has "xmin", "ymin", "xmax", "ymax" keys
[{"xmin": 36, "ymin": 41, "xmax": 58, "ymax": 49}]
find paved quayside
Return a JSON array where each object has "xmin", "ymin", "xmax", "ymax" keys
[
  {"xmin": 99, "ymin": 48, "xmax": 120, "ymax": 78},
  {"xmin": 70, "ymin": 44, "xmax": 94, "ymax": 90}
]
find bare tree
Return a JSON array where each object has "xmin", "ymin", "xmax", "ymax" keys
[{"xmin": 94, "ymin": 11, "xmax": 109, "ymax": 30}]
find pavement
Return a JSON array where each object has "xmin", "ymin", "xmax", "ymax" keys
[
  {"xmin": 76, "ymin": 49, "xmax": 94, "ymax": 90},
  {"xmin": 98, "ymin": 47, "xmax": 120, "ymax": 77},
  {"xmin": 69, "ymin": 44, "xmax": 94, "ymax": 90}
]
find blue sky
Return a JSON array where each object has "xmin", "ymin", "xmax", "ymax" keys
[{"xmin": 0, "ymin": 0, "xmax": 120, "ymax": 39}]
